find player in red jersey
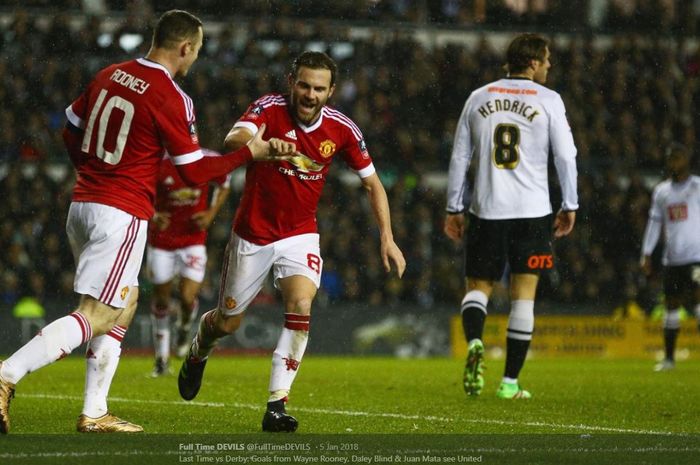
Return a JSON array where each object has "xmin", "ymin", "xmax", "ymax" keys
[
  {"xmin": 148, "ymin": 153, "xmax": 232, "ymax": 376},
  {"xmin": 0, "ymin": 10, "xmax": 296, "ymax": 434},
  {"xmin": 178, "ymin": 51, "xmax": 407, "ymax": 432}
]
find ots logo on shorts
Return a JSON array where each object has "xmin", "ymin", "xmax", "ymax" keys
[
  {"xmin": 318, "ymin": 139, "xmax": 336, "ymax": 158},
  {"xmin": 225, "ymin": 296, "xmax": 237, "ymax": 309},
  {"xmin": 527, "ymin": 255, "xmax": 553, "ymax": 270},
  {"xmin": 120, "ymin": 286, "xmax": 129, "ymax": 300}
]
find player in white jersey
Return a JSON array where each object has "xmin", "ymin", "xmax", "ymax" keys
[
  {"xmin": 444, "ymin": 33, "xmax": 578, "ymax": 399},
  {"xmin": 641, "ymin": 143, "xmax": 700, "ymax": 371}
]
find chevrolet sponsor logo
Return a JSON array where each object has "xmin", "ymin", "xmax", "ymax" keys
[{"xmin": 288, "ymin": 153, "xmax": 323, "ymax": 173}]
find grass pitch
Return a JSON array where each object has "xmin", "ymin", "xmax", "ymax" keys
[{"xmin": 1, "ymin": 355, "xmax": 699, "ymax": 464}]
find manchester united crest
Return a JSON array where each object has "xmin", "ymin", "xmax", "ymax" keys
[
  {"xmin": 318, "ymin": 139, "xmax": 336, "ymax": 158},
  {"xmin": 120, "ymin": 286, "xmax": 129, "ymax": 300},
  {"xmin": 225, "ymin": 296, "xmax": 237, "ymax": 309}
]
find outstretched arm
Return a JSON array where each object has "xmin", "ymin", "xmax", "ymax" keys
[
  {"xmin": 224, "ymin": 126, "xmax": 254, "ymax": 151},
  {"xmin": 177, "ymin": 123, "xmax": 295, "ymax": 185},
  {"xmin": 361, "ymin": 173, "xmax": 406, "ymax": 278}
]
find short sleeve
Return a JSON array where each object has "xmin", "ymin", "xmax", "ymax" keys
[
  {"xmin": 233, "ymin": 97, "xmax": 273, "ymax": 135},
  {"xmin": 65, "ymin": 81, "xmax": 94, "ymax": 129},
  {"xmin": 340, "ymin": 121, "xmax": 374, "ymax": 178}
]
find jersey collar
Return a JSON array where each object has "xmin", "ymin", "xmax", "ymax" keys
[
  {"xmin": 295, "ymin": 107, "xmax": 325, "ymax": 133},
  {"xmin": 137, "ymin": 58, "xmax": 172, "ymax": 79}
]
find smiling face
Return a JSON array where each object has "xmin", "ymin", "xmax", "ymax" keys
[{"xmin": 288, "ymin": 66, "xmax": 335, "ymax": 125}]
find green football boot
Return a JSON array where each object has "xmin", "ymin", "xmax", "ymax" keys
[
  {"xmin": 496, "ymin": 381, "xmax": 531, "ymax": 399},
  {"xmin": 463, "ymin": 339, "xmax": 485, "ymax": 396}
]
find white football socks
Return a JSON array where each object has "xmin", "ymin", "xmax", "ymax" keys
[
  {"xmin": 82, "ymin": 326, "xmax": 125, "ymax": 418},
  {"xmin": 507, "ymin": 300, "xmax": 535, "ymax": 341},
  {"xmin": 0, "ymin": 312, "xmax": 91, "ymax": 385},
  {"xmin": 268, "ymin": 313, "xmax": 310, "ymax": 402}
]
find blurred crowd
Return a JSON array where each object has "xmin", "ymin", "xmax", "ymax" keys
[
  {"xmin": 3, "ymin": 1, "xmax": 700, "ymax": 35},
  {"xmin": 1, "ymin": 4, "xmax": 698, "ymax": 316}
]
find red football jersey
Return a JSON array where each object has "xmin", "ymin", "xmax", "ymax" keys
[
  {"xmin": 232, "ymin": 94, "xmax": 375, "ymax": 245},
  {"xmin": 148, "ymin": 154, "xmax": 230, "ymax": 250},
  {"xmin": 65, "ymin": 58, "xmax": 204, "ymax": 219}
]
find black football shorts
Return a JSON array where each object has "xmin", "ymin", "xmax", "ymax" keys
[
  {"xmin": 663, "ymin": 263, "xmax": 700, "ymax": 299},
  {"xmin": 464, "ymin": 213, "xmax": 554, "ymax": 281}
]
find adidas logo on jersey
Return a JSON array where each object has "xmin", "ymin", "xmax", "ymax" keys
[
  {"xmin": 285, "ymin": 129, "xmax": 297, "ymax": 140},
  {"xmin": 164, "ymin": 176, "xmax": 175, "ymax": 185}
]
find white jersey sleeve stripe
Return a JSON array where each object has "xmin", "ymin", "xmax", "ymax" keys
[
  {"xmin": 65, "ymin": 105, "xmax": 85, "ymax": 129},
  {"xmin": 171, "ymin": 149, "xmax": 203, "ymax": 165},
  {"xmin": 250, "ymin": 93, "xmax": 286, "ymax": 109},
  {"xmin": 261, "ymin": 97, "xmax": 286, "ymax": 106},
  {"xmin": 324, "ymin": 108, "xmax": 364, "ymax": 140},
  {"xmin": 261, "ymin": 100, "xmax": 287, "ymax": 109},
  {"xmin": 325, "ymin": 107, "xmax": 363, "ymax": 134},
  {"xmin": 173, "ymin": 82, "xmax": 194, "ymax": 122},
  {"xmin": 324, "ymin": 112, "xmax": 363, "ymax": 141},
  {"xmin": 254, "ymin": 95, "xmax": 275, "ymax": 106},
  {"xmin": 356, "ymin": 163, "xmax": 376, "ymax": 179},
  {"xmin": 255, "ymin": 94, "xmax": 287, "ymax": 108},
  {"xmin": 233, "ymin": 121, "xmax": 259, "ymax": 135}
]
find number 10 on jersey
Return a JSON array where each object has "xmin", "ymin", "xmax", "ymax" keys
[{"xmin": 82, "ymin": 88, "xmax": 135, "ymax": 165}]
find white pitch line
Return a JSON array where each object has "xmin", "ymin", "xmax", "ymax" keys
[{"xmin": 19, "ymin": 393, "xmax": 677, "ymax": 435}]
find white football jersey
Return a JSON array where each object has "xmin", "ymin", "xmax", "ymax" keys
[
  {"xmin": 446, "ymin": 77, "xmax": 578, "ymax": 219},
  {"xmin": 644, "ymin": 176, "xmax": 700, "ymax": 266}
]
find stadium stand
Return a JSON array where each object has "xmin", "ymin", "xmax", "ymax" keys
[{"xmin": 1, "ymin": 1, "xmax": 698, "ymax": 321}]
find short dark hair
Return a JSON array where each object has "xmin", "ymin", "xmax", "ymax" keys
[
  {"xmin": 152, "ymin": 10, "xmax": 202, "ymax": 49},
  {"xmin": 291, "ymin": 51, "xmax": 338, "ymax": 87},
  {"xmin": 505, "ymin": 33, "xmax": 549, "ymax": 74},
  {"xmin": 666, "ymin": 142, "xmax": 689, "ymax": 159}
]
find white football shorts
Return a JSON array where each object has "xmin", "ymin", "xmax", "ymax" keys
[
  {"xmin": 66, "ymin": 202, "xmax": 147, "ymax": 309},
  {"xmin": 217, "ymin": 233, "xmax": 323, "ymax": 316},
  {"xmin": 147, "ymin": 244, "xmax": 208, "ymax": 285}
]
